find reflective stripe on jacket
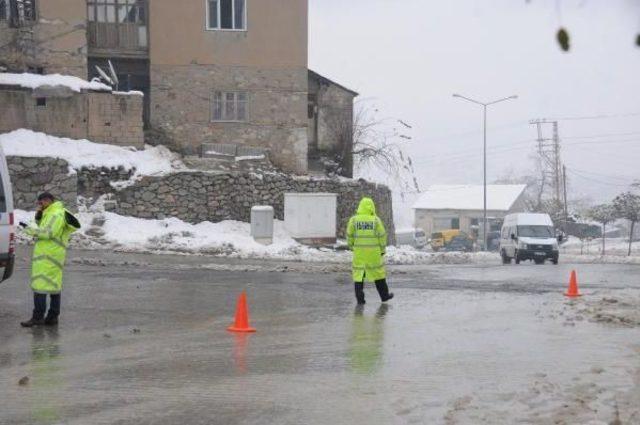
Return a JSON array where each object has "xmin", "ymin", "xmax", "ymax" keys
[
  {"xmin": 346, "ymin": 197, "xmax": 387, "ymax": 282},
  {"xmin": 26, "ymin": 201, "xmax": 77, "ymax": 294}
]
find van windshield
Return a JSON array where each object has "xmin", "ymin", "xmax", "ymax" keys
[{"xmin": 517, "ymin": 225, "xmax": 554, "ymax": 238}]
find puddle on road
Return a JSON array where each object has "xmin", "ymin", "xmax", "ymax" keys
[{"xmin": 1, "ymin": 285, "xmax": 639, "ymax": 424}]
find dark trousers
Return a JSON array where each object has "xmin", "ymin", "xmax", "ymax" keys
[
  {"xmin": 33, "ymin": 293, "xmax": 61, "ymax": 321},
  {"xmin": 354, "ymin": 279, "xmax": 391, "ymax": 304}
]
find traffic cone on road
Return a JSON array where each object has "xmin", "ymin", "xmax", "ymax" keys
[
  {"xmin": 564, "ymin": 270, "xmax": 581, "ymax": 297},
  {"xmin": 227, "ymin": 291, "xmax": 256, "ymax": 333}
]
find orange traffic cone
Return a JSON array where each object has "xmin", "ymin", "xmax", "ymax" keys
[
  {"xmin": 227, "ymin": 291, "xmax": 256, "ymax": 333},
  {"xmin": 564, "ymin": 270, "xmax": 581, "ymax": 297}
]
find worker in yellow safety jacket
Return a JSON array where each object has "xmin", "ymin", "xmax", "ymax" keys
[
  {"xmin": 19, "ymin": 193, "xmax": 80, "ymax": 327},
  {"xmin": 346, "ymin": 197, "xmax": 394, "ymax": 305}
]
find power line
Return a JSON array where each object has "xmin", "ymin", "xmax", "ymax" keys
[
  {"xmin": 553, "ymin": 112, "xmax": 640, "ymax": 121},
  {"xmin": 563, "ymin": 131, "xmax": 640, "ymax": 140},
  {"xmin": 565, "ymin": 168, "xmax": 632, "ymax": 187}
]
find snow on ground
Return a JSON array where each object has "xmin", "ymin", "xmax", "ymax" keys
[
  {"xmin": 0, "ymin": 72, "xmax": 111, "ymax": 92},
  {"xmin": 561, "ymin": 236, "xmax": 639, "ymax": 257},
  {"xmin": 0, "ymin": 129, "xmax": 186, "ymax": 184},
  {"xmin": 15, "ymin": 208, "xmax": 639, "ymax": 265}
]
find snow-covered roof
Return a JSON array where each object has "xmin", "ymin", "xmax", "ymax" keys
[
  {"xmin": 0, "ymin": 72, "xmax": 111, "ymax": 92},
  {"xmin": 412, "ymin": 184, "xmax": 526, "ymax": 211}
]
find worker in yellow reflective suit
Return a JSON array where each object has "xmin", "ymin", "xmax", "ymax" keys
[
  {"xmin": 346, "ymin": 197, "xmax": 394, "ymax": 304},
  {"xmin": 19, "ymin": 193, "xmax": 80, "ymax": 327}
]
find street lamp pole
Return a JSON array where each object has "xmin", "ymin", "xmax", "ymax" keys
[{"xmin": 452, "ymin": 93, "xmax": 518, "ymax": 251}]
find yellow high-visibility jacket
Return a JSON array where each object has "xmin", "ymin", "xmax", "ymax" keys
[
  {"xmin": 346, "ymin": 197, "xmax": 387, "ymax": 282},
  {"xmin": 26, "ymin": 201, "xmax": 78, "ymax": 294}
]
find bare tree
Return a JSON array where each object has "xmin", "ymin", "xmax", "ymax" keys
[
  {"xmin": 613, "ymin": 191, "xmax": 640, "ymax": 256},
  {"xmin": 326, "ymin": 101, "xmax": 420, "ymax": 195},
  {"xmin": 587, "ymin": 204, "xmax": 616, "ymax": 255}
]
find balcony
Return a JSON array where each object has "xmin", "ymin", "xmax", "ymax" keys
[{"xmin": 87, "ymin": 0, "xmax": 148, "ymax": 58}]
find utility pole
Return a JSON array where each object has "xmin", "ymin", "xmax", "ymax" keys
[
  {"xmin": 562, "ymin": 165, "xmax": 568, "ymax": 226},
  {"xmin": 530, "ymin": 119, "xmax": 565, "ymax": 216}
]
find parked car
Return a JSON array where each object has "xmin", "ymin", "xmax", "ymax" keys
[
  {"xmin": 443, "ymin": 234, "xmax": 474, "ymax": 252},
  {"xmin": 0, "ymin": 144, "xmax": 15, "ymax": 282},
  {"xmin": 430, "ymin": 229, "xmax": 463, "ymax": 251},
  {"xmin": 499, "ymin": 213, "xmax": 560, "ymax": 265},
  {"xmin": 395, "ymin": 228, "xmax": 427, "ymax": 249}
]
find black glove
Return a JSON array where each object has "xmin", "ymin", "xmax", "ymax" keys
[
  {"xmin": 381, "ymin": 252, "xmax": 386, "ymax": 256},
  {"xmin": 19, "ymin": 222, "xmax": 28, "ymax": 229}
]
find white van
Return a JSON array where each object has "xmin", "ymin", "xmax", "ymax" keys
[
  {"xmin": 395, "ymin": 228, "xmax": 427, "ymax": 249},
  {"xmin": 499, "ymin": 213, "xmax": 559, "ymax": 265},
  {"xmin": 0, "ymin": 144, "xmax": 15, "ymax": 282}
]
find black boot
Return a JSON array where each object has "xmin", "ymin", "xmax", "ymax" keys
[
  {"xmin": 354, "ymin": 282, "xmax": 366, "ymax": 305},
  {"xmin": 44, "ymin": 316, "xmax": 59, "ymax": 326},
  {"xmin": 375, "ymin": 279, "xmax": 394, "ymax": 302},
  {"xmin": 20, "ymin": 318, "xmax": 45, "ymax": 328}
]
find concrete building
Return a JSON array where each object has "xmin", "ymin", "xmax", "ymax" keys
[
  {"xmin": 0, "ymin": 0, "xmax": 356, "ymax": 176},
  {"xmin": 412, "ymin": 185, "xmax": 527, "ymax": 236}
]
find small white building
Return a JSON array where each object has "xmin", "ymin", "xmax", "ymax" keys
[{"xmin": 412, "ymin": 185, "xmax": 527, "ymax": 236}]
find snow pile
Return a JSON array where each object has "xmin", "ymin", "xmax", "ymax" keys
[
  {"xmin": 15, "ymin": 206, "xmax": 638, "ymax": 264},
  {"xmin": 0, "ymin": 72, "xmax": 111, "ymax": 92},
  {"xmin": 0, "ymin": 129, "xmax": 186, "ymax": 182}
]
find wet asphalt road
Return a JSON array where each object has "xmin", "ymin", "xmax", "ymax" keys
[{"xmin": 1, "ymin": 248, "xmax": 639, "ymax": 424}]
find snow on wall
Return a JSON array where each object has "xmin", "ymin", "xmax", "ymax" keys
[
  {"xmin": 0, "ymin": 72, "xmax": 111, "ymax": 92},
  {"xmin": 0, "ymin": 129, "xmax": 185, "ymax": 181}
]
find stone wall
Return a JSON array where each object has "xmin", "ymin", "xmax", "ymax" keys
[
  {"xmin": 150, "ymin": 64, "xmax": 309, "ymax": 174},
  {"xmin": 114, "ymin": 172, "xmax": 395, "ymax": 241},
  {"xmin": 0, "ymin": 87, "xmax": 144, "ymax": 148},
  {"xmin": 7, "ymin": 156, "xmax": 77, "ymax": 210},
  {"xmin": 6, "ymin": 156, "xmax": 136, "ymax": 211},
  {"xmin": 6, "ymin": 157, "xmax": 396, "ymax": 243},
  {"xmin": 0, "ymin": 1, "xmax": 87, "ymax": 79}
]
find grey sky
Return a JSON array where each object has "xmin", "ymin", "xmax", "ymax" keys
[{"xmin": 309, "ymin": 0, "xmax": 640, "ymax": 210}]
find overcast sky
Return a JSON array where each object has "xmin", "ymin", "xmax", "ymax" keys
[{"xmin": 309, "ymin": 0, "xmax": 640, "ymax": 221}]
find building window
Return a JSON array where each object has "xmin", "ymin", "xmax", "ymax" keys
[
  {"xmin": 88, "ymin": 0, "xmax": 145, "ymax": 24},
  {"xmin": 36, "ymin": 97, "xmax": 47, "ymax": 107},
  {"xmin": 212, "ymin": 91, "xmax": 248, "ymax": 122},
  {"xmin": 4, "ymin": 0, "xmax": 37, "ymax": 25},
  {"xmin": 207, "ymin": 0, "xmax": 246, "ymax": 31}
]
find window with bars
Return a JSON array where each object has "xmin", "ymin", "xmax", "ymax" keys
[
  {"xmin": 212, "ymin": 91, "xmax": 248, "ymax": 122},
  {"xmin": 207, "ymin": 0, "xmax": 246, "ymax": 30},
  {"xmin": 3, "ymin": 0, "xmax": 37, "ymax": 25},
  {"xmin": 87, "ymin": 0, "xmax": 145, "ymax": 24}
]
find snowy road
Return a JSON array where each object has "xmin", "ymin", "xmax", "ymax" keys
[{"xmin": 1, "ymin": 248, "xmax": 639, "ymax": 424}]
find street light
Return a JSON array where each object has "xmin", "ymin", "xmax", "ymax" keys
[{"xmin": 452, "ymin": 93, "xmax": 518, "ymax": 251}]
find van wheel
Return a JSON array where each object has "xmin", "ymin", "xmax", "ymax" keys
[
  {"xmin": 501, "ymin": 250, "xmax": 511, "ymax": 264},
  {"xmin": 514, "ymin": 251, "xmax": 521, "ymax": 264},
  {"xmin": 552, "ymin": 258, "xmax": 559, "ymax": 265}
]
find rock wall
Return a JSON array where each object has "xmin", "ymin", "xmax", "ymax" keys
[
  {"xmin": 114, "ymin": 172, "xmax": 395, "ymax": 241},
  {"xmin": 6, "ymin": 156, "xmax": 395, "ymax": 243},
  {"xmin": 7, "ymin": 156, "xmax": 134, "ymax": 211},
  {"xmin": 7, "ymin": 156, "xmax": 77, "ymax": 210}
]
